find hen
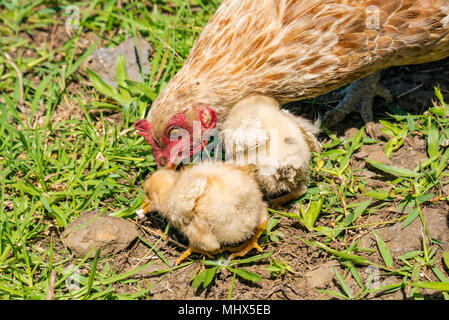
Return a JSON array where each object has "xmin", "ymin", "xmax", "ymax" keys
[
  {"xmin": 139, "ymin": 163, "xmax": 268, "ymax": 265},
  {"xmin": 136, "ymin": 0, "xmax": 449, "ymax": 168},
  {"xmin": 222, "ymin": 95, "xmax": 321, "ymax": 207}
]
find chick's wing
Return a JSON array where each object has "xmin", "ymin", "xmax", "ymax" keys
[{"xmin": 166, "ymin": 172, "xmax": 208, "ymax": 220}]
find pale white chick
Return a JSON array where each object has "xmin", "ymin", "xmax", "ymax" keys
[
  {"xmin": 222, "ymin": 95, "xmax": 321, "ymax": 208},
  {"xmin": 139, "ymin": 163, "xmax": 268, "ymax": 265}
]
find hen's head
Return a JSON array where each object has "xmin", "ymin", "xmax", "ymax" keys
[{"xmin": 134, "ymin": 102, "xmax": 217, "ymax": 168}]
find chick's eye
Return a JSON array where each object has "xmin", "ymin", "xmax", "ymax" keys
[{"xmin": 168, "ymin": 127, "xmax": 182, "ymax": 141}]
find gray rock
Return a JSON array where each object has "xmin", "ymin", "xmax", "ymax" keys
[
  {"xmin": 61, "ymin": 211, "xmax": 138, "ymax": 257},
  {"xmin": 87, "ymin": 36, "xmax": 153, "ymax": 87}
]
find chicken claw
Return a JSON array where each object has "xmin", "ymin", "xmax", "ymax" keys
[
  {"xmin": 176, "ymin": 248, "xmax": 217, "ymax": 265},
  {"xmin": 228, "ymin": 220, "xmax": 267, "ymax": 259},
  {"xmin": 177, "ymin": 219, "xmax": 267, "ymax": 264},
  {"xmin": 322, "ymin": 72, "xmax": 393, "ymax": 138}
]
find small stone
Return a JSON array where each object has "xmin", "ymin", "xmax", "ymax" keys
[
  {"xmin": 86, "ymin": 36, "xmax": 153, "ymax": 88},
  {"xmin": 353, "ymin": 151, "xmax": 368, "ymax": 160},
  {"xmin": 305, "ymin": 262, "xmax": 338, "ymax": 289},
  {"xmin": 391, "ymin": 147, "xmax": 427, "ymax": 170},
  {"xmin": 61, "ymin": 211, "xmax": 138, "ymax": 258}
]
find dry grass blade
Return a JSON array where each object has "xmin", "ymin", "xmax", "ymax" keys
[{"xmin": 45, "ymin": 270, "xmax": 57, "ymax": 300}]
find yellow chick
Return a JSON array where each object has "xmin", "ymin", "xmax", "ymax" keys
[
  {"xmin": 222, "ymin": 95, "xmax": 321, "ymax": 208},
  {"xmin": 139, "ymin": 163, "xmax": 268, "ymax": 265}
]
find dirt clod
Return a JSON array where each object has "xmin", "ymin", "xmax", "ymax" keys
[
  {"xmin": 305, "ymin": 262, "xmax": 338, "ymax": 289},
  {"xmin": 361, "ymin": 143, "xmax": 393, "ymax": 166}
]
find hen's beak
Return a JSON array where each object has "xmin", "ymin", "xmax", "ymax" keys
[
  {"xmin": 164, "ymin": 153, "xmax": 184, "ymax": 170},
  {"xmin": 136, "ymin": 200, "xmax": 151, "ymax": 218}
]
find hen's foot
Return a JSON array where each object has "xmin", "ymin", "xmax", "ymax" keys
[
  {"xmin": 228, "ymin": 220, "xmax": 267, "ymax": 259},
  {"xmin": 322, "ymin": 72, "xmax": 393, "ymax": 138},
  {"xmin": 176, "ymin": 247, "xmax": 217, "ymax": 265}
]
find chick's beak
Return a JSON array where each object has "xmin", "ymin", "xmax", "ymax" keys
[
  {"xmin": 136, "ymin": 200, "xmax": 151, "ymax": 218},
  {"xmin": 157, "ymin": 150, "xmax": 183, "ymax": 169}
]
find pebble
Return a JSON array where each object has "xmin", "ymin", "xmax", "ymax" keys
[{"xmin": 61, "ymin": 211, "xmax": 138, "ymax": 258}]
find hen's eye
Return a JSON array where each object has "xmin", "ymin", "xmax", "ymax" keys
[{"xmin": 168, "ymin": 127, "xmax": 182, "ymax": 141}]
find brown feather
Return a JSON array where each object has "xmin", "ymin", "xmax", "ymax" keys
[{"xmin": 149, "ymin": 0, "xmax": 449, "ymax": 145}]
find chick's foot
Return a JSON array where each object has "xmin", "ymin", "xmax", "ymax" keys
[
  {"xmin": 228, "ymin": 220, "xmax": 267, "ymax": 259},
  {"xmin": 136, "ymin": 200, "xmax": 151, "ymax": 219},
  {"xmin": 268, "ymin": 183, "xmax": 307, "ymax": 209},
  {"xmin": 176, "ymin": 248, "xmax": 217, "ymax": 265},
  {"xmin": 322, "ymin": 72, "xmax": 393, "ymax": 138}
]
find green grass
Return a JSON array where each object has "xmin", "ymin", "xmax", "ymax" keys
[
  {"xmin": 1, "ymin": 0, "xmax": 449, "ymax": 300},
  {"xmin": 0, "ymin": 0, "xmax": 221, "ymax": 300}
]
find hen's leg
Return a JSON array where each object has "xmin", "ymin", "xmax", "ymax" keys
[
  {"xmin": 268, "ymin": 183, "xmax": 307, "ymax": 209},
  {"xmin": 228, "ymin": 220, "xmax": 267, "ymax": 259},
  {"xmin": 322, "ymin": 72, "xmax": 393, "ymax": 138}
]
